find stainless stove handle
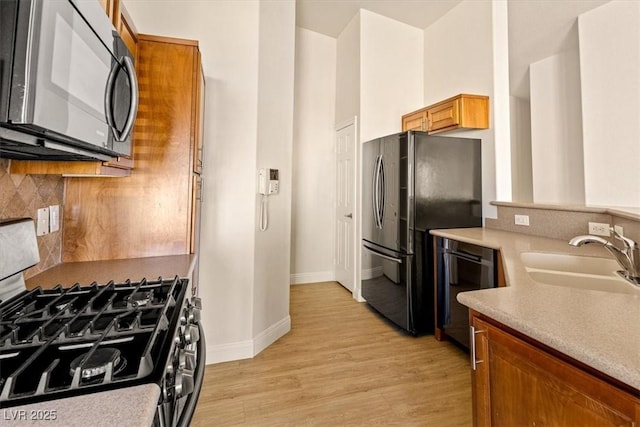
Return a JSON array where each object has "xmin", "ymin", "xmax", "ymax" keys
[{"xmin": 176, "ymin": 323, "xmax": 206, "ymax": 427}]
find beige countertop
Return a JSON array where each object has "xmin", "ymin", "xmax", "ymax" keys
[
  {"xmin": 1, "ymin": 384, "xmax": 160, "ymax": 427},
  {"xmin": 25, "ymin": 254, "xmax": 197, "ymax": 289},
  {"xmin": 5, "ymin": 254, "xmax": 197, "ymax": 426},
  {"xmin": 430, "ymin": 227, "xmax": 640, "ymax": 391}
]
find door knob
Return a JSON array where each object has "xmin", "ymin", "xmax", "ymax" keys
[{"xmin": 344, "ymin": 213, "xmax": 353, "ymax": 219}]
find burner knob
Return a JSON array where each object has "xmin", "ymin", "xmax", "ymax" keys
[
  {"xmin": 174, "ymin": 368, "xmax": 194, "ymax": 398},
  {"xmin": 187, "ymin": 306, "xmax": 201, "ymax": 324},
  {"xmin": 181, "ymin": 304, "xmax": 201, "ymax": 325},
  {"xmin": 178, "ymin": 349, "xmax": 196, "ymax": 371},
  {"xmin": 190, "ymin": 297, "xmax": 202, "ymax": 310},
  {"xmin": 183, "ymin": 324, "xmax": 200, "ymax": 345}
]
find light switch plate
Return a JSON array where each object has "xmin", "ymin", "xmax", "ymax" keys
[
  {"xmin": 37, "ymin": 207, "xmax": 50, "ymax": 236},
  {"xmin": 49, "ymin": 205, "xmax": 60, "ymax": 233}
]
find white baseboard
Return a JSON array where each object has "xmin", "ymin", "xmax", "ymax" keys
[
  {"xmin": 290, "ymin": 270, "xmax": 336, "ymax": 284},
  {"xmin": 206, "ymin": 340, "xmax": 253, "ymax": 365},
  {"xmin": 205, "ymin": 315, "xmax": 292, "ymax": 364},
  {"xmin": 361, "ymin": 266, "xmax": 382, "ymax": 281},
  {"xmin": 253, "ymin": 315, "xmax": 291, "ymax": 356}
]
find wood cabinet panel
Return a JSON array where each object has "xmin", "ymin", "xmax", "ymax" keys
[
  {"xmin": 402, "ymin": 94, "xmax": 489, "ymax": 134},
  {"xmin": 63, "ymin": 35, "xmax": 202, "ymax": 261},
  {"xmin": 471, "ymin": 313, "xmax": 640, "ymax": 426},
  {"xmin": 112, "ymin": 1, "xmax": 138, "ymax": 60},
  {"xmin": 401, "ymin": 109, "xmax": 427, "ymax": 132},
  {"xmin": 9, "ymin": 159, "xmax": 131, "ymax": 177}
]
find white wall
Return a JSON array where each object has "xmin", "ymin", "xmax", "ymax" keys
[
  {"xmin": 529, "ymin": 49, "xmax": 585, "ymax": 204},
  {"xmin": 423, "ymin": 0, "xmax": 505, "ymax": 219},
  {"xmin": 291, "ymin": 28, "xmax": 337, "ymax": 284},
  {"xmin": 579, "ymin": 1, "xmax": 640, "ymax": 207},
  {"xmin": 359, "ymin": 10, "xmax": 424, "ymax": 142},
  {"xmin": 509, "ymin": 96, "xmax": 533, "ymax": 202},
  {"xmin": 335, "ymin": 13, "xmax": 361, "ymax": 126},
  {"xmin": 252, "ymin": 0, "xmax": 295, "ymax": 354},
  {"xmin": 124, "ymin": 0, "xmax": 294, "ymax": 363}
]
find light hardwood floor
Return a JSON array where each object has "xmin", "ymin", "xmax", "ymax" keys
[{"xmin": 191, "ymin": 282, "xmax": 472, "ymax": 426}]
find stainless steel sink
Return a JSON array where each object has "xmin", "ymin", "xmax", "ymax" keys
[{"xmin": 520, "ymin": 252, "xmax": 640, "ymax": 295}]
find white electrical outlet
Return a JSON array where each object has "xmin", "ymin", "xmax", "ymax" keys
[
  {"xmin": 588, "ymin": 222, "xmax": 610, "ymax": 236},
  {"xmin": 49, "ymin": 205, "xmax": 60, "ymax": 233},
  {"xmin": 36, "ymin": 207, "xmax": 50, "ymax": 236},
  {"xmin": 514, "ymin": 214, "xmax": 530, "ymax": 226}
]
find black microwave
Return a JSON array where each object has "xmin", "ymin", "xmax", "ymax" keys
[{"xmin": 0, "ymin": 0, "xmax": 138, "ymax": 161}]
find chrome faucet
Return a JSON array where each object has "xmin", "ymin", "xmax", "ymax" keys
[{"xmin": 569, "ymin": 228, "xmax": 640, "ymax": 285}]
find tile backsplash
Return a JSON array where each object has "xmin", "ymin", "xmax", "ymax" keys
[{"xmin": 0, "ymin": 159, "xmax": 64, "ymax": 278}]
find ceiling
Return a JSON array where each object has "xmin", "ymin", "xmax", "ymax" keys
[{"xmin": 295, "ymin": 0, "xmax": 610, "ymax": 98}]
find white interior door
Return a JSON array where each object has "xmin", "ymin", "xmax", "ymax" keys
[{"xmin": 335, "ymin": 121, "xmax": 356, "ymax": 292}]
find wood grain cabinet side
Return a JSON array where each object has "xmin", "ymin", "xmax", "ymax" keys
[
  {"xmin": 63, "ymin": 35, "xmax": 204, "ymax": 262},
  {"xmin": 470, "ymin": 313, "xmax": 640, "ymax": 427}
]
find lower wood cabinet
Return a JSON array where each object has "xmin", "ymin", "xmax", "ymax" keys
[{"xmin": 470, "ymin": 312, "xmax": 640, "ymax": 426}]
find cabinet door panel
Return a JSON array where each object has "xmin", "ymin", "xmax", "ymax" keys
[
  {"xmin": 401, "ymin": 110, "xmax": 427, "ymax": 131},
  {"xmin": 427, "ymin": 99, "xmax": 459, "ymax": 132},
  {"xmin": 472, "ymin": 316, "xmax": 639, "ymax": 427}
]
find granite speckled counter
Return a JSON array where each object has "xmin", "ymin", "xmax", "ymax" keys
[
  {"xmin": 4, "ymin": 254, "xmax": 197, "ymax": 427},
  {"xmin": 430, "ymin": 228, "xmax": 640, "ymax": 391}
]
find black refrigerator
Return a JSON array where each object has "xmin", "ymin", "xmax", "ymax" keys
[{"xmin": 361, "ymin": 130, "xmax": 482, "ymax": 335}]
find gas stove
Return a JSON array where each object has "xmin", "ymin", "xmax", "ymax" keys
[{"xmin": 0, "ymin": 219, "xmax": 204, "ymax": 426}]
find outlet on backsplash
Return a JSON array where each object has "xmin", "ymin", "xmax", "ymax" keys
[
  {"xmin": 588, "ymin": 222, "xmax": 610, "ymax": 236},
  {"xmin": 488, "ymin": 202, "xmax": 640, "ymax": 244}
]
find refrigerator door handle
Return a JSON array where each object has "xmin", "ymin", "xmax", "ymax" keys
[
  {"xmin": 363, "ymin": 243, "xmax": 402, "ymax": 264},
  {"xmin": 378, "ymin": 155, "xmax": 385, "ymax": 225},
  {"xmin": 372, "ymin": 154, "xmax": 383, "ymax": 229}
]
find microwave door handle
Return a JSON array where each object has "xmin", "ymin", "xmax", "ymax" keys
[{"xmin": 119, "ymin": 56, "xmax": 139, "ymax": 141}]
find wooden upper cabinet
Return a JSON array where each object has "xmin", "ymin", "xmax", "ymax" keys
[
  {"xmin": 402, "ymin": 94, "xmax": 489, "ymax": 134},
  {"xmin": 470, "ymin": 313, "xmax": 640, "ymax": 427},
  {"xmin": 401, "ymin": 109, "xmax": 428, "ymax": 132},
  {"xmin": 98, "ymin": 0, "xmax": 115, "ymax": 18},
  {"xmin": 63, "ymin": 35, "xmax": 204, "ymax": 262},
  {"xmin": 112, "ymin": 0, "xmax": 138, "ymax": 60},
  {"xmin": 193, "ymin": 53, "xmax": 205, "ymax": 175}
]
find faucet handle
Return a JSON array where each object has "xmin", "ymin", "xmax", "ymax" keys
[{"xmin": 610, "ymin": 227, "xmax": 636, "ymax": 250}]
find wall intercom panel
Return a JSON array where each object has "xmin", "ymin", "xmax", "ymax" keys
[{"xmin": 258, "ymin": 168, "xmax": 279, "ymax": 195}]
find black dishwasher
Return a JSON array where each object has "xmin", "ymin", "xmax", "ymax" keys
[{"xmin": 436, "ymin": 237, "xmax": 497, "ymax": 349}]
